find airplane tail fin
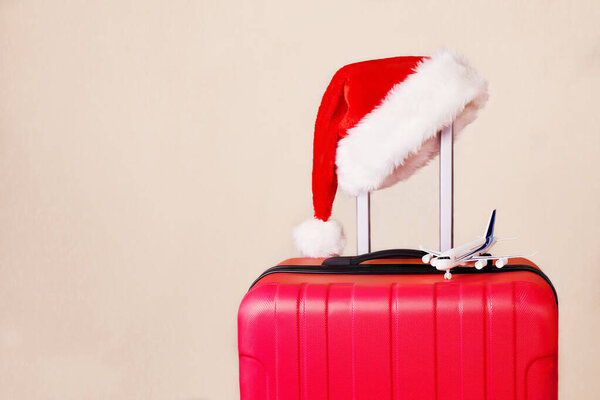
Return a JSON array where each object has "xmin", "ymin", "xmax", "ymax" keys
[{"xmin": 484, "ymin": 209, "xmax": 496, "ymax": 240}]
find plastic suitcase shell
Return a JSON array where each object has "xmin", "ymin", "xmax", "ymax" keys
[{"xmin": 238, "ymin": 252, "xmax": 558, "ymax": 400}]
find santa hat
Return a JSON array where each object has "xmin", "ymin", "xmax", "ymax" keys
[{"xmin": 293, "ymin": 48, "xmax": 488, "ymax": 257}]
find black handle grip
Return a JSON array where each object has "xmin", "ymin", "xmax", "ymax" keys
[{"xmin": 322, "ymin": 249, "xmax": 426, "ymax": 266}]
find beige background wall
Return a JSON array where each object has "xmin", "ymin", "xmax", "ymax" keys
[{"xmin": 1, "ymin": 0, "xmax": 599, "ymax": 399}]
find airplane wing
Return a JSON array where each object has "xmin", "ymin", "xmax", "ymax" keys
[
  {"xmin": 467, "ymin": 254, "xmax": 533, "ymax": 261},
  {"xmin": 419, "ymin": 246, "xmax": 442, "ymax": 257}
]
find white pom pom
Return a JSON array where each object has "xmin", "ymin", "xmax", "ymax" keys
[{"xmin": 293, "ymin": 218, "xmax": 345, "ymax": 258}]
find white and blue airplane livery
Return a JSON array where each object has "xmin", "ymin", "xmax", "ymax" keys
[{"xmin": 421, "ymin": 210, "xmax": 529, "ymax": 280}]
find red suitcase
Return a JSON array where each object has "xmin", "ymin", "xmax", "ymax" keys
[
  {"xmin": 238, "ymin": 110, "xmax": 558, "ymax": 399},
  {"xmin": 239, "ymin": 253, "xmax": 557, "ymax": 400}
]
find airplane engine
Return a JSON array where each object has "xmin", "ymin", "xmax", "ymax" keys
[
  {"xmin": 422, "ymin": 254, "xmax": 432, "ymax": 264},
  {"xmin": 495, "ymin": 258, "xmax": 508, "ymax": 268},
  {"xmin": 475, "ymin": 260, "xmax": 486, "ymax": 270}
]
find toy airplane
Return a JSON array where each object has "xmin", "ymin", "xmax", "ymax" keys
[{"xmin": 420, "ymin": 210, "xmax": 530, "ymax": 280}]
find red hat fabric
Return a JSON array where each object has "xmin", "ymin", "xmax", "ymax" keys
[{"xmin": 294, "ymin": 48, "xmax": 488, "ymax": 257}]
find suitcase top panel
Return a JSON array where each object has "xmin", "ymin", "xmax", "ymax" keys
[{"xmin": 249, "ymin": 256, "xmax": 557, "ymax": 306}]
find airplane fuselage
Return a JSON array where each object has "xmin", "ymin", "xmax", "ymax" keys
[{"xmin": 430, "ymin": 236, "xmax": 495, "ymax": 271}]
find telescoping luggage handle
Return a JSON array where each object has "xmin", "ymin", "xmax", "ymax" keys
[{"xmin": 356, "ymin": 123, "xmax": 454, "ymax": 255}]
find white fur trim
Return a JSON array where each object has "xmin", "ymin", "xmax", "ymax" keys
[
  {"xmin": 293, "ymin": 218, "xmax": 345, "ymax": 257},
  {"xmin": 336, "ymin": 48, "xmax": 488, "ymax": 196}
]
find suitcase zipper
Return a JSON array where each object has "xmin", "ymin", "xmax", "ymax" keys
[{"xmin": 249, "ymin": 263, "xmax": 558, "ymax": 305}]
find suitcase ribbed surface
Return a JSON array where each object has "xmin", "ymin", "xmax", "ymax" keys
[{"xmin": 238, "ymin": 268, "xmax": 557, "ymax": 400}]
